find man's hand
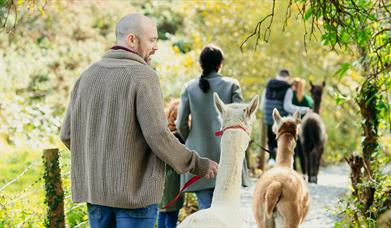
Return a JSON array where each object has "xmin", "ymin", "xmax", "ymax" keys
[{"xmin": 204, "ymin": 159, "xmax": 218, "ymax": 179}]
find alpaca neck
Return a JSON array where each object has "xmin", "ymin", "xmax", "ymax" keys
[
  {"xmin": 313, "ymin": 102, "xmax": 321, "ymax": 114},
  {"xmin": 212, "ymin": 130, "xmax": 249, "ymax": 207},
  {"xmin": 312, "ymin": 97, "xmax": 322, "ymax": 114},
  {"xmin": 276, "ymin": 134, "xmax": 296, "ymax": 168}
]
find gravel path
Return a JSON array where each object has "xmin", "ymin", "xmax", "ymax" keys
[{"xmin": 240, "ymin": 163, "xmax": 351, "ymax": 227}]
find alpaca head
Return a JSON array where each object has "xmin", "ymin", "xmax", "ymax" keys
[
  {"xmin": 213, "ymin": 93, "xmax": 259, "ymax": 135},
  {"xmin": 272, "ymin": 108, "xmax": 301, "ymax": 140},
  {"xmin": 309, "ymin": 81, "xmax": 326, "ymax": 104}
]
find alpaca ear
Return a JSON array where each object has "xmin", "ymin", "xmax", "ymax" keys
[
  {"xmin": 293, "ymin": 111, "xmax": 301, "ymax": 124},
  {"xmin": 272, "ymin": 108, "xmax": 281, "ymax": 124},
  {"xmin": 310, "ymin": 80, "xmax": 314, "ymax": 88},
  {"xmin": 213, "ymin": 92, "xmax": 225, "ymax": 116},
  {"xmin": 322, "ymin": 81, "xmax": 326, "ymax": 87},
  {"xmin": 246, "ymin": 95, "xmax": 259, "ymax": 118}
]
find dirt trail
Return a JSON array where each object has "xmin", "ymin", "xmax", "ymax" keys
[{"xmin": 240, "ymin": 163, "xmax": 350, "ymax": 227}]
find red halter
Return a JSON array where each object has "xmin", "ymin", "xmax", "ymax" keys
[{"xmin": 215, "ymin": 125, "xmax": 249, "ymax": 137}]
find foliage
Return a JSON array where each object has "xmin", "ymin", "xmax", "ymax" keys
[
  {"xmin": 241, "ymin": 0, "xmax": 390, "ymax": 225},
  {"xmin": 0, "ymin": 0, "xmax": 47, "ymax": 32},
  {"xmin": 42, "ymin": 149, "xmax": 64, "ymax": 227},
  {"xmin": 0, "ymin": 151, "xmax": 45, "ymax": 226},
  {"xmin": 0, "ymin": 149, "xmax": 89, "ymax": 226},
  {"xmin": 152, "ymin": 0, "xmax": 361, "ymax": 165},
  {"xmin": 178, "ymin": 192, "xmax": 199, "ymax": 223},
  {"xmin": 0, "ymin": 0, "xmax": 387, "ymax": 226},
  {"xmin": 334, "ymin": 165, "xmax": 391, "ymax": 227}
]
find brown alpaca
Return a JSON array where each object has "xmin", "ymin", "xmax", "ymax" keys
[
  {"xmin": 253, "ymin": 109, "xmax": 310, "ymax": 228},
  {"xmin": 301, "ymin": 81, "xmax": 327, "ymax": 183}
]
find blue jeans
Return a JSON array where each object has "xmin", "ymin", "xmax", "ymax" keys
[
  {"xmin": 157, "ymin": 210, "xmax": 179, "ymax": 228},
  {"xmin": 195, "ymin": 188, "xmax": 214, "ymax": 210},
  {"xmin": 87, "ymin": 203, "xmax": 157, "ymax": 228}
]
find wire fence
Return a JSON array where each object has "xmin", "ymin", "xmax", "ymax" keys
[{"xmin": 0, "ymin": 148, "xmax": 88, "ymax": 227}]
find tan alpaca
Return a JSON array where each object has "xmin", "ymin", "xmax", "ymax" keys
[
  {"xmin": 253, "ymin": 109, "xmax": 310, "ymax": 228},
  {"xmin": 178, "ymin": 93, "xmax": 259, "ymax": 228}
]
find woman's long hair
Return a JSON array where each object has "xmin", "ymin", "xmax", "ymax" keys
[
  {"xmin": 199, "ymin": 45, "xmax": 224, "ymax": 93},
  {"xmin": 292, "ymin": 77, "xmax": 305, "ymax": 102}
]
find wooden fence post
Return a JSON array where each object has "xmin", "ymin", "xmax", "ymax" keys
[{"xmin": 43, "ymin": 148, "xmax": 65, "ymax": 228}]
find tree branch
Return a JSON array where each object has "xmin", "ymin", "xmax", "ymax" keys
[{"xmin": 240, "ymin": 0, "xmax": 275, "ymax": 52}]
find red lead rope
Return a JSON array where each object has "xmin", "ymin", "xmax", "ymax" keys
[
  {"xmin": 164, "ymin": 125, "xmax": 247, "ymax": 209},
  {"xmin": 215, "ymin": 125, "xmax": 248, "ymax": 137},
  {"xmin": 163, "ymin": 175, "xmax": 201, "ymax": 209}
]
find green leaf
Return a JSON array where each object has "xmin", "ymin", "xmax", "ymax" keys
[
  {"xmin": 334, "ymin": 63, "xmax": 350, "ymax": 80},
  {"xmin": 304, "ymin": 7, "xmax": 312, "ymax": 21}
]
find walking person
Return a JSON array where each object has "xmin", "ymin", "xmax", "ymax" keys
[
  {"xmin": 261, "ymin": 69, "xmax": 310, "ymax": 165},
  {"xmin": 158, "ymin": 99, "xmax": 185, "ymax": 228},
  {"xmin": 290, "ymin": 77, "xmax": 313, "ymax": 173},
  {"xmin": 60, "ymin": 13, "xmax": 218, "ymax": 228},
  {"xmin": 176, "ymin": 44, "xmax": 249, "ymax": 210}
]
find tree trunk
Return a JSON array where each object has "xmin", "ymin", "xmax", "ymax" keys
[{"xmin": 357, "ymin": 78, "xmax": 379, "ymax": 218}]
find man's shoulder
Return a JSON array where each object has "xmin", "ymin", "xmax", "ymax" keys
[
  {"xmin": 123, "ymin": 64, "xmax": 158, "ymax": 84},
  {"xmin": 267, "ymin": 79, "xmax": 290, "ymax": 88}
]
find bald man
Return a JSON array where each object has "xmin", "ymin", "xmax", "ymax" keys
[{"xmin": 60, "ymin": 13, "xmax": 218, "ymax": 228}]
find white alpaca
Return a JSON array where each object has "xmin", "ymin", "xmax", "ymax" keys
[{"xmin": 178, "ymin": 93, "xmax": 259, "ymax": 228}]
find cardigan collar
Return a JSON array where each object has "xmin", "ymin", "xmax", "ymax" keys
[{"xmin": 103, "ymin": 46, "xmax": 147, "ymax": 65}]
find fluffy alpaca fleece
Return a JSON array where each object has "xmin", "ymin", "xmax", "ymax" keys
[
  {"xmin": 178, "ymin": 93, "xmax": 259, "ymax": 228},
  {"xmin": 253, "ymin": 109, "xmax": 310, "ymax": 228},
  {"xmin": 300, "ymin": 81, "xmax": 327, "ymax": 184}
]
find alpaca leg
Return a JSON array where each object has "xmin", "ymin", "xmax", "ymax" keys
[
  {"xmin": 314, "ymin": 146, "xmax": 324, "ymax": 183},
  {"xmin": 253, "ymin": 204, "xmax": 266, "ymax": 228},
  {"xmin": 302, "ymin": 145, "xmax": 310, "ymax": 181},
  {"xmin": 265, "ymin": 215, "xmax": 275, "ymax": 228},
  {"xmin": 306, "ymin": 151, "xmax": 312, "ymax": 182},
  {"xmin": 253, "ymin": 184, "xmax": 266, "ymax": 228},
  {"xmin": 301, "ymin": 193, "xmax": 310, "ymax": 222},
  {"xmin": 277, "ymin": 202, "xmax": 300, "ymax": 228},
  {"xmin": 297, "ymin": 141, "xmax": 306, "ymax": 174},
  {"xmin": 309, "ymin": 151, "xmax": 318, "ymax": 183}
]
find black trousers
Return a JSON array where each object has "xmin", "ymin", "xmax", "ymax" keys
[
  {"xmin": 266, "ymin": 124, "xmax": 277, "ymax": 160},
  {"xmin": 293, "ymin": 140, "xmax": 306, "ymax": 174}
]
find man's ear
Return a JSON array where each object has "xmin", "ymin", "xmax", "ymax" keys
[
  {"xmin": 246, "ymin": 95, "xmax": 259, "ymax": 118},
  {"xmin": 127, "ymin": 33, "xmax": 137, "ymax": 48},
  {"xmin": 272, "ymin": 108, "xmax": 281, "ymax": 125},
  {"xmin": 214, "ymin": 92, "xmax": 225, "ymax": 116}
]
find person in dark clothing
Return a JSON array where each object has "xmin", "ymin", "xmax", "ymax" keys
[
  {"xmin": 261, "ymin": 69, "xmax": 310, "ymax": 164},
  {"xmin": 158, "ymin": 99, "xmax": 185, "ymax": 228}
]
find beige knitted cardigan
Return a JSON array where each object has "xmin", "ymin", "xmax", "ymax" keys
[{"xmin": 60, "ymin": 49, "xmax": 209, "ymax": 208}]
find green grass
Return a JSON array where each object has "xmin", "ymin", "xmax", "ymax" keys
[{"xmin": 0, "ymin": 149, "xmax": 88, "ymax": 226}]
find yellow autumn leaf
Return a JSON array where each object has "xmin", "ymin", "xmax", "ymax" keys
[
  {"xmin": 39, "ymin": 6, "xmax": 45, "ymax": 17},
  {"xmin": 172, "ymin": 46, "xmax": 180, "ymax": 54},
  {"xmin": 181, "ymin": 55, "xmax": 194, "ymax": 68}
]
